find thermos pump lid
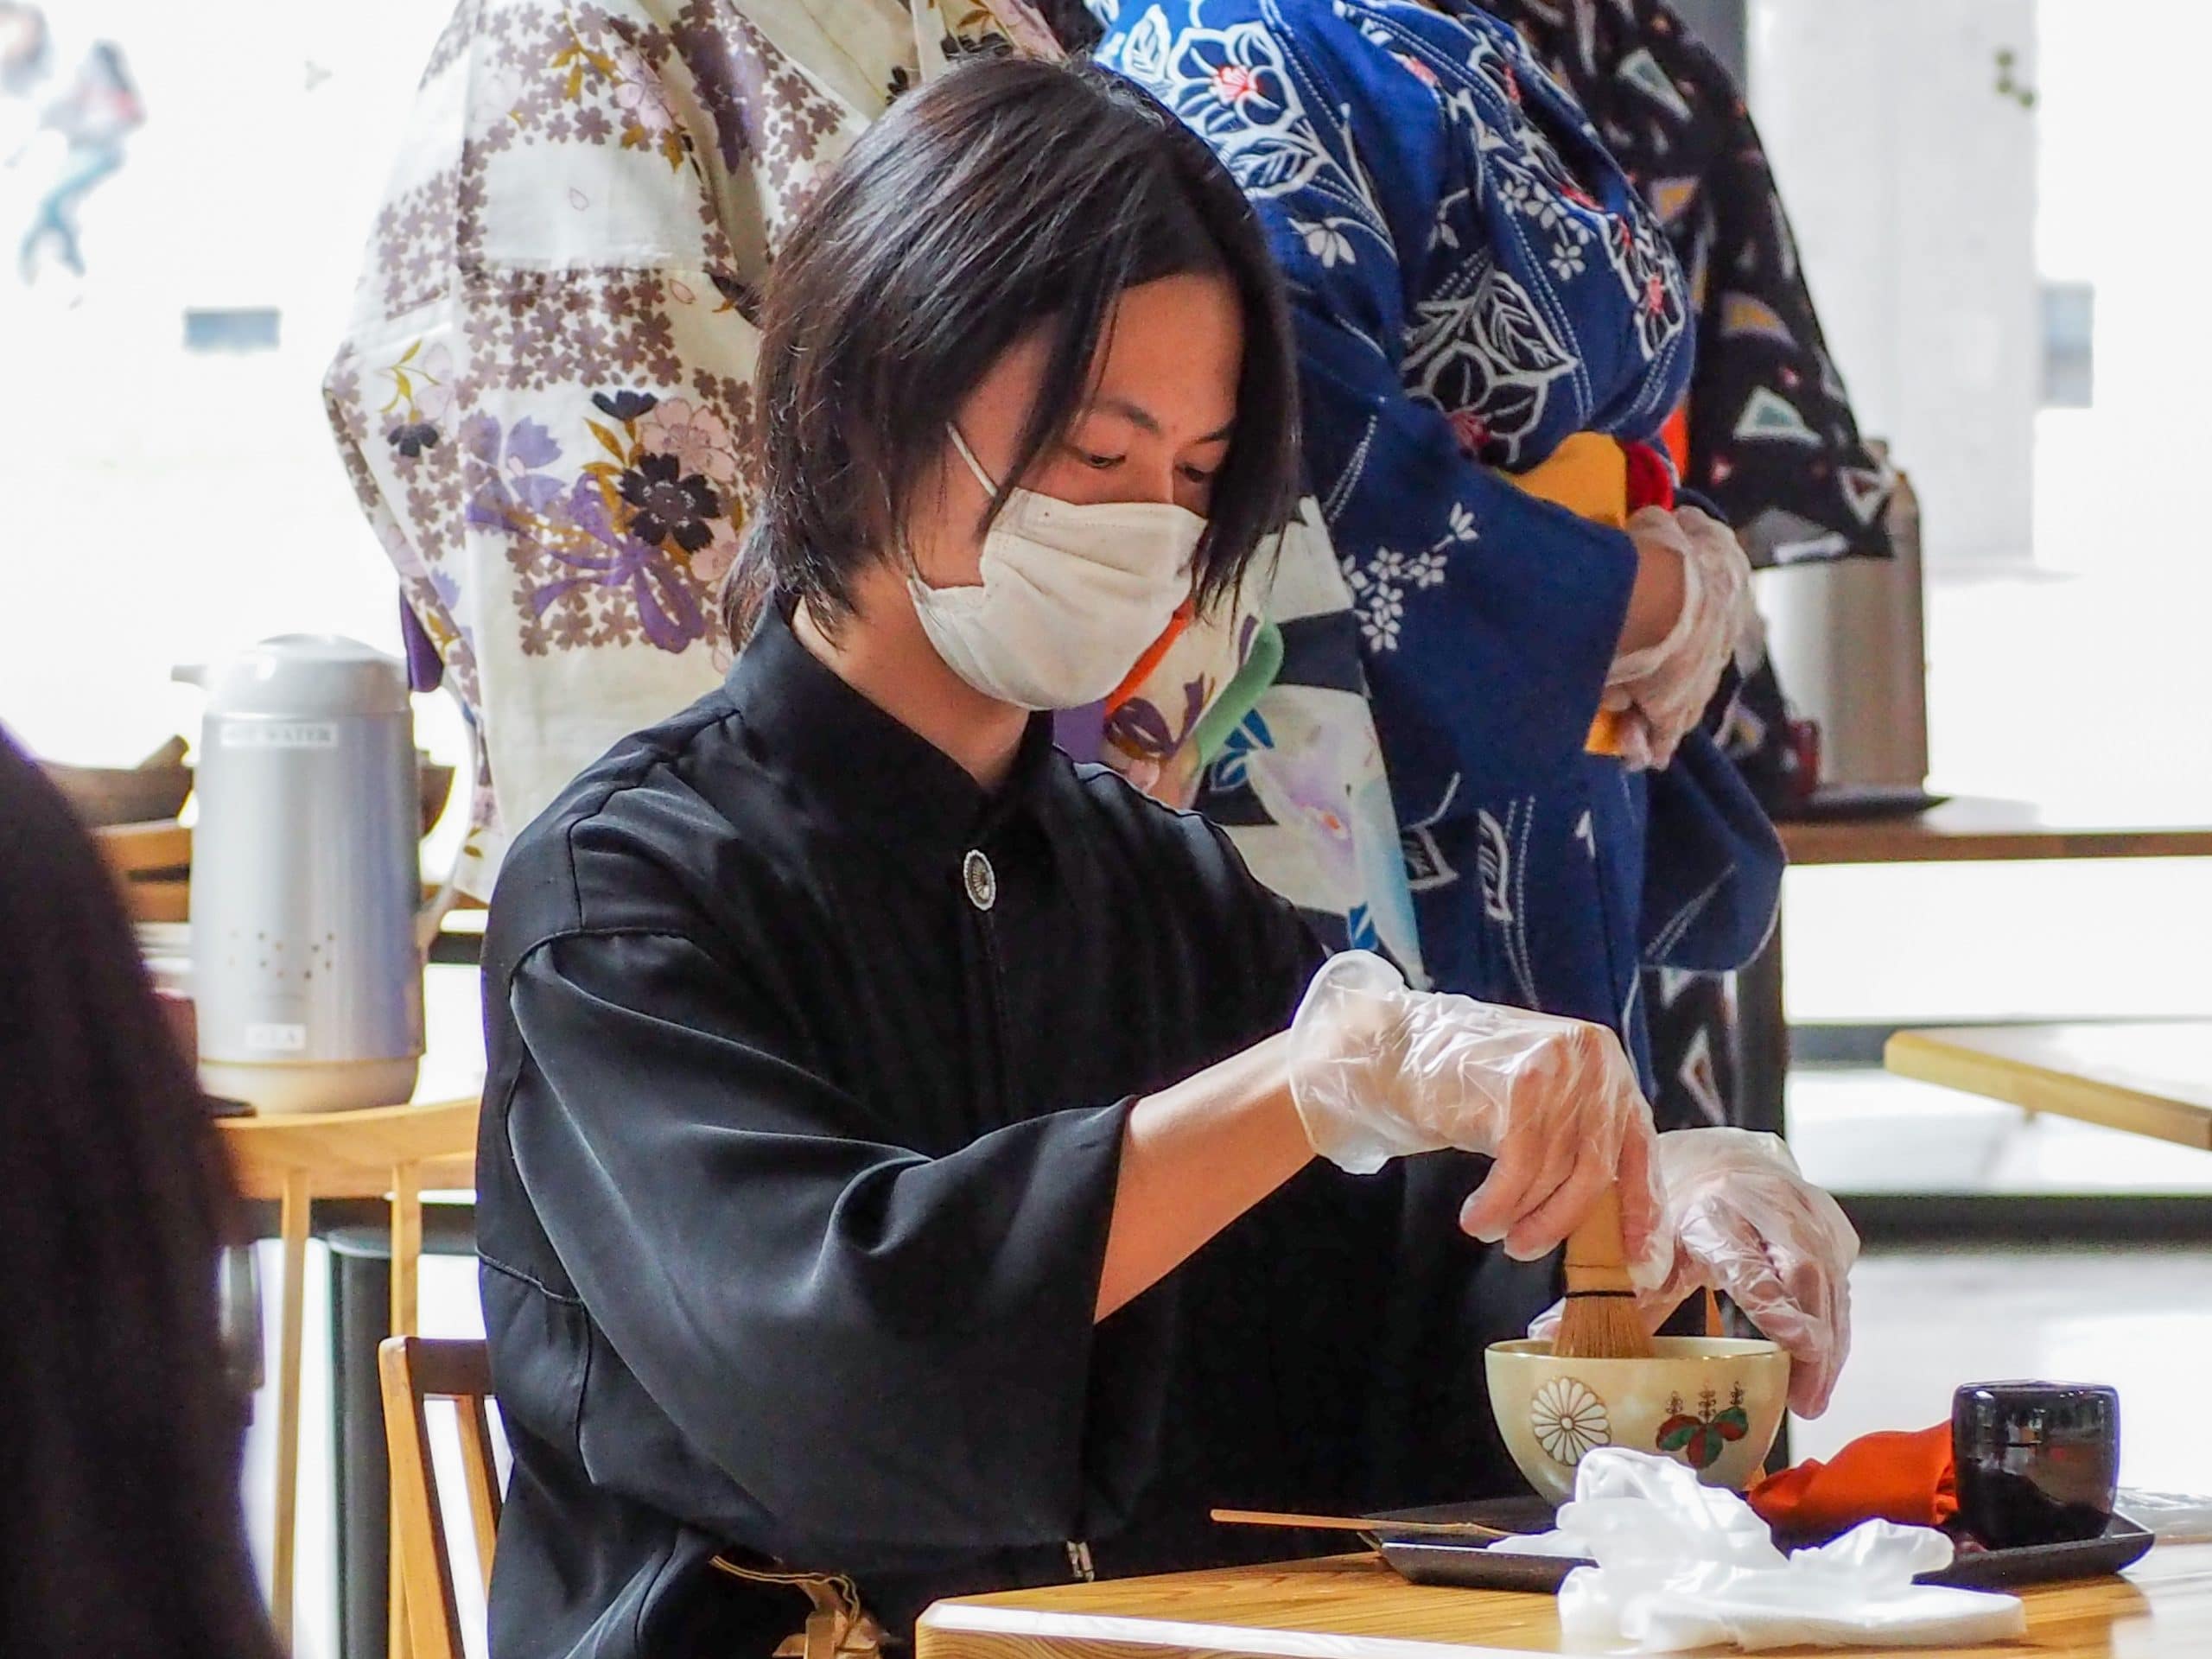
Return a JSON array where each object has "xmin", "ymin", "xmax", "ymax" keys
[{"xmin": 185, "ymin": 634, "xmax": 411, "ymax": 720}]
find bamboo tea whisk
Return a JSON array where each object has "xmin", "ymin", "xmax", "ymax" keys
[{"xmin": 1550, "ymin": 1187, "xmax": 1654, "ymax": 1360}]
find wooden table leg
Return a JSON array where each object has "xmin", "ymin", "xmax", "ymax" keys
[
  {"xmin": 275, "ymin": 1168, "xmax": 310, "ymax": 1652},
  {"xmin": 391, "ymin": 1163, "xmax": 421, "ymax": 1339},
  {"xmin": 390, "ymin": 1164, "xmax": 423, "ymax": 1659}
]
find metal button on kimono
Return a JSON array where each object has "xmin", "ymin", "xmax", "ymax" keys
[{"xmin": 963, "ymin": 849, "xmax": 996, "ymax": 911}]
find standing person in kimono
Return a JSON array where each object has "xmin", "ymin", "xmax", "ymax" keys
[
  {"xmin": 1485, "ymin": 0, "xmax": 1898, "ymax": 1132},
  {"xmin": 1088, "ymin": 0, "xmax": 1782, "ymax": 1081},
  {"xmin": 324, "ymin": 0, "xmax": 1065, "ymax": 903},
  {"xmin": 477, "ymin": 57, "xmax": 1856, "ymax": 1659},
  {"xmin": 325, "ymin": 0, "xmax": 1418, "ymax": 964}
]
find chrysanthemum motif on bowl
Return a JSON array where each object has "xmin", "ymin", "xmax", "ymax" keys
[{"xmin": 1529, "ymin": 1376, "xmax": 1611, "ymax": 1465}]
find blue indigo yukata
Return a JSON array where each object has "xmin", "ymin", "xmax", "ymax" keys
[{"xmin": 1090, "ymin": 0, "xmax": 1781, "ymax": 1071}]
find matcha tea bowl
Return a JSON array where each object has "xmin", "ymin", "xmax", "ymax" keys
[{"xmin": 1485, "ymin": 1337, "xmax": 1790, "ymax": 1506}]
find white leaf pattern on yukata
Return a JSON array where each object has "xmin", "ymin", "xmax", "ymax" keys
[
  {"xmin": 1609, "ymin": 213, "xmax": 1688, "ymax": 359},
  {"xmin": 1149, "ymin": 21, "xmax": 1329, "ymax": 200},
  {"xmin": 1478, "ymin": 808, "xmax": 1514, "ymax": 923},
  {"xmin": 1295, "ymin": 217, "xmax": 1360, "ymax": 267},
  {"xmin": 1119, "ymin": 7, "xmax": 1173, "ymax": 84},
  {"xmin": 1406, "ymin": 260, "xmax": 1577, "ymax": 467},
  {"xmin": 1400, "ymin": 773, "xmax": 1462, "ymax": 894},
  {"xmin": 1403, "ymin": 826, "xmax": 1453, "ymax": 890}
]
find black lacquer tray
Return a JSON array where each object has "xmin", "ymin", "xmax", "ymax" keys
[{"xmin": 1369, "ymin": 1497, "xmax": 2154, "ymax": 1594}]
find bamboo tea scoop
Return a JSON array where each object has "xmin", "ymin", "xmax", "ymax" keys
[
  {"xmin": 1211, "ymin": 1508, "xmax": 1513, "ymax": 1542},
  {"xmin": 1551, "ymin": 1186, "xmax": 1655, "ymax": 1360}
]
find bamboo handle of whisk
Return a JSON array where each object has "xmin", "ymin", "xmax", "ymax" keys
[{"xmin": 1563, "ymin": 1188, "xmax": 1634, "ymax": 1293}]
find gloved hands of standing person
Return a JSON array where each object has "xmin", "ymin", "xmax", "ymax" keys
[
  {"xmin": 1605, "ymin": 505, "xmax": 1757, "ymax": 772},
  {"xmin": 1530, "ymin": 1128, "xmax": 1859, "ymax": 1416},
  {"xmin": 1286, "ymin": 950, "xmax": 1664, "ymax": 1274}
]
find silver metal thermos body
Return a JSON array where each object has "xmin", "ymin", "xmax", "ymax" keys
[
  {"xmin": 184, "ymin": 635, "xmax": 424, "ymax": 1114},
  {"xmin": 1756, "ymin": 452, "xmax": 1930, "ymax": 791}
]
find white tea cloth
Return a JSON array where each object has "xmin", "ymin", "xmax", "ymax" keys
[{"xmin": 1488, "ymin": 1447, "xmax": 2026, "ymax": 1652}]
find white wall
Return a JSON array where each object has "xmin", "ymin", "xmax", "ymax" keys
[
  {"xmin": 1750, "ymin": 0, "xmax": 2040, "ymax": 571},
  {"xmin": 0, "ymin": 1, "xmax": 461, "ymax": 771}
]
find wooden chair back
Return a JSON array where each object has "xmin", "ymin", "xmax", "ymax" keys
[
  {"xmin": 93, "ymin": 820, "xmax": 190, "ymax": 922},
  {"xmin": 379, "ymin": 1337, "xmax": 503, "ymax": 1659}
]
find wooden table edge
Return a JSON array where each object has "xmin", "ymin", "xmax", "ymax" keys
[
  {"xmin": 1778, "ymin": 821, "xmax": 2212, "ymax": 867},
  {"xmin": 1885, "ymin": 1029, "xmax": 2212, "ymax": 1153},
  {"xmin": 917, "ymin": 1598, "xmax": 1531, "ymax": 1659},
  {"xmin": 213, "ymin": 1093, "xmax": 483, "ymax": 1135},
  {"xmin": 914, "ymin": 1554, "xmax": 1557, "ymax": 1659},
  {"xmin": 916, "ymin": 1544, "xmax": 2212, "ymax": 1659},
  {"xmin": 216, "ymin": 1093, "xmax": 484, "ymax": 1202}
]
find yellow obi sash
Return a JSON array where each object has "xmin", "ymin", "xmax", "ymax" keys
[{"xmin": 1510, "ymin": 432, "xmax": 1636, "ymax": 758}]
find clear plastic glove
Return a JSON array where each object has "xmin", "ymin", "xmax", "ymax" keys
[
  {"xmin": 1531, "ymin": 1128, "xmax": 1859, "ymax": 1416},
  {"xmin": 1605, "ymin": 505, "xmax": 1756, "ymax": 772},
  {"xmin": 1287, "ymin": 951, "xmax": 1663, "ymax": 1272},
  {"xmin": 1490, "ymin": 1448, "xmax": 2025, "ymax": 1653}
]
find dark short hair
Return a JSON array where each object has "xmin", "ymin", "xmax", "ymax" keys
[
  {"xmin": 727, "ymin": 55, "xmax": 1300, "ymax": 639},
  {"xmin": 0, "ymin": 733, "xmax": 278, "ymax": 1659}
]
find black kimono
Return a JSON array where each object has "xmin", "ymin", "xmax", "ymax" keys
[{"xmin": 477, "ymin": 607, "xmax": 1550, "ymax": 1657}]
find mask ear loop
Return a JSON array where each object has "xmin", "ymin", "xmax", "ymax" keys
[
  {"xmin": 904, "ymin": 429, "xmax": 998, "ymax": 596},
  {"xmin": 944, "ymin": 423, "xmax": 1002, "ymax": 497}
]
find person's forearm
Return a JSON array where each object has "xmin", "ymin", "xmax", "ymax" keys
[
  {"xmin": 1095, "ymin": 1032, "xmax": 1314, "ymax": 1321},
  {"xmin": 1616, "ymin": 532, "xmax": 1687, "ymax": 657}
]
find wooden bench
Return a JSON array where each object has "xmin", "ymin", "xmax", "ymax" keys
[{"xmin": 1886, "ymin": 1022, "xmax": 2212, "ymax": 1154}]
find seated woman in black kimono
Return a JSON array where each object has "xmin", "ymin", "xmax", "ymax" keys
[{"xmin": 478, "ymin": 57, "xmax": 1853, "ymax": 1659}]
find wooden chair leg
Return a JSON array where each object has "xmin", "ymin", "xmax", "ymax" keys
[
  {"xmin": 274, "ymin": 1168, "xmax": 310, "ymax": 1652},
  {"xmin": 391, "ymin": 1505, "xmax": 409, "ymax": 1659},
  {"xmin": 390, "ymin": 1163, "xmax": 423, "ymax": 1659},
  {"xmin": 456, "ymin": 1395, "xmax": 502, "ymax": 1599}
]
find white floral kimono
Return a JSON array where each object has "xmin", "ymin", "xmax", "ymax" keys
[
  {"xmin": 324, "ymin": 0, "xmax": 1058, "ymax": 895},
  {"xmin": 327, "ymin": 0, "xmax": 1416, "ymax": 976}
]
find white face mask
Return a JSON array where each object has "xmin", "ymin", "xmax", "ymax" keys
[{"xmin": 906, "ymin": 425, "xmax": 1203, "ymax": 710}]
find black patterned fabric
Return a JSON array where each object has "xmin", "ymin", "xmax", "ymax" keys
[{"xmin": 1487, "ymin": 0, "xmax": 1895, "ymax": 569}]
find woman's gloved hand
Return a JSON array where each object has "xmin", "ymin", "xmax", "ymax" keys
[
  {"xmin": 1531, "ymin": 1128, "xmax": 1859, "ymax": 1416},
  {"xmin": 1606, "ymin": 505, "xmax": 1756, "ymax": 771},
  {"xmin": 1287, "ymin": 951, "xmax": 1664, "ymax": 1271}
]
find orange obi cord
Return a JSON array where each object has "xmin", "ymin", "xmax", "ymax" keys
[
  {"xmin": 1103, "ymin": 596, "xmax": 1197, "ymax": 716},
  {"xmin": 1658, "ymin": 401, "xmax": 1691, "ymax": 480}
]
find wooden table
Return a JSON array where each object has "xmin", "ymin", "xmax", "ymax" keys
[
  {"xmin": 1733, "ymin": 799, "xmax": 2212, "ymax": 1147},
  {"xmin": 1886, "ymin": 1023, "xmax": 2212, "ymax": 1154},
  {"xmin": 214, "ymin": 963, "xmax": 484, "ymax": 1656},
  {"xmin": 1777, "ymin": 798, "xmax": 2212, "ymax": 868},
  {"xmin": 918, "ymin": 1546, "xmax": 2212, "ymax": 1659}
]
